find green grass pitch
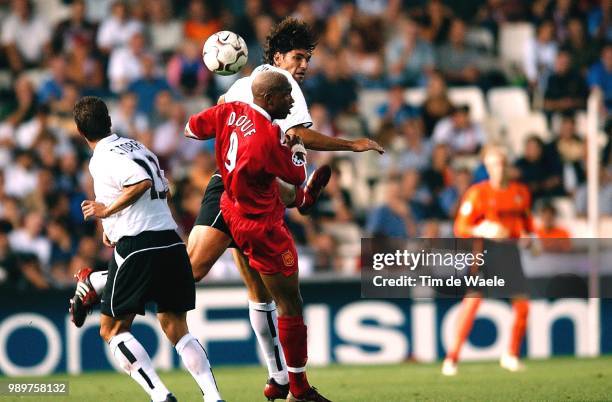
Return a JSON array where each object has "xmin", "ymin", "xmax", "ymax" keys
[{"xmin": 2, "ymin": 357, "xmax": 611, "ymax": 401}]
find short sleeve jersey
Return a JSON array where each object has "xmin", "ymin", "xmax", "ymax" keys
[
  {"xmin": 224, "ymin": 64, "xmax": 312, "ymax": 134},
  {"xmin": 187, "ymin": 101, "xmax": 307, "ymax": 218},
  {"xmin": 89, "ymin": 134, "xmax": 177, "ymax": 242},
  {"xmin": 454, "ymin": 180, "xmax": 533, "ymax": 239}
]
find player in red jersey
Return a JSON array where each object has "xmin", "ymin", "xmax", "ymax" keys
[
  {"xmin": 442, "ymin": 145, "xmax": 533, "ymax": 376},
  {"xmin": 188, "ymin": 71, "xmax": 330, "ymax": 402}
]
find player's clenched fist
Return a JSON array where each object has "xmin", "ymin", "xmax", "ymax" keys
[
  {"xmin": 284, "ymin": 132, "xmax": 307, "ymax": 164},
  {"xmin": 81, "ymin": 200, "xmax": 109, "ymax": 220}
]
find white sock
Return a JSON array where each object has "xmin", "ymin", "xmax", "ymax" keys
[
  {"xmin": 175, "ymin": 333, "xmax": 221, "ymax": 402},
  {"xmin": 89, "ymin": 270, "xmax": 108, "ymax": 295},
  {"xmin": 108, "ymin": 332, "xmax": 170, "ymax": 402},
  {"xmin": 248, "ymin": 300, "xmax": 288, "ymax": 385}
]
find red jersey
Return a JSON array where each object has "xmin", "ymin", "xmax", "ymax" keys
[
  {"xmin": 454, "ymin": 180, "xmax": 533, "ymax": 239},
  {"xmin": 187, "ymin": 101, "xmax": 307, "ymax": 219}
]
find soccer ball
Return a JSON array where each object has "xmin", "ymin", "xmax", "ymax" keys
[{"xmin": 202, "ymin": 31, "xmax": 248, "ymax": 76}]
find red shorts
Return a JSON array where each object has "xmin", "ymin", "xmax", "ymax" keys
[{"xmin": 221, "ymin": 202, "xmax": 298, "ymax": 277}]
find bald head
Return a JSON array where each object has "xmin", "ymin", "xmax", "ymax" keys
[
  {"xmin": 251, "ymin": 71, "xmax": 294, "ymax": 120},
  {"xmin": 252, "ymin": 71, "xmax": 291, "ymax": 99}
]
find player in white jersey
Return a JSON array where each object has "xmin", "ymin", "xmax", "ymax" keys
[
  {"xmin": 73, "ymin": 97, "xmax": 224, "ymax": 402},
  {"xmin": 70, "ymin": 18, "xmax": 384, "ymax": 402}
]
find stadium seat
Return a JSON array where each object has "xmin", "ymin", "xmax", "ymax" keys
[
  {"xmin": 448, "ymin": 86, "xmax": 487, "ymax": 122},
  {"xmin": 487, "ymin": 87, "xmax": 531, "ymax": 122},
  {"xmin": 466, "ymin": 27, "xmax": 495, "ymax": 54},
  {"xmin": 357, "ymin": 89, "xmax": 388, "ymax": 132},
  {"xmin": 482, "ymin": 115, "xmax": 504, "ymax": 142},
  {"xmin": 504, "ymin": 112, "xmax": 550, "ymax": 157},
  {"xmin": 499, "ymin": 22, "xmax": 535, "ymax": 68},
  {"xmin": 404, "ymin": 87, "xmax": 426, "ymax": 107}
]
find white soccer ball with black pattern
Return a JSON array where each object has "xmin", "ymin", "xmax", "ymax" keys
[{"xmin": 203, "ymin": 31, "xmax": 248, "ymax": 76}]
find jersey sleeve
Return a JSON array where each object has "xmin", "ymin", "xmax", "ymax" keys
[
  {"xmin": 186, "ymin": 105, "xmax": 221, "ymax": 140},
  {"xmin": 104, "ymin": 154, "xmax": 151, "ymax": 189},
  {"xmin": 275, "ymin": 76, "xmax": 313, "ymax": 134},
  {"xmin": 454, "ymin": 185, "xmax": 482, "ymax": 237},
  {"xmin": 264, "ymin": 126, "xmax": 307, "ymax": 186}
]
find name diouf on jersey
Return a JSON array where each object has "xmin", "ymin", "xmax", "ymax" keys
[{"xmin": 226, "ymin": 112, "xmax": 256, "ymax": 137}]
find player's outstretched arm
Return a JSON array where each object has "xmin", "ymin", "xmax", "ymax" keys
[
  {"xmin": 81, "ymin": 179, "xmax": 152, "ymax": 220},
  {"xmin": 287, "ymin": 125, "xmax": 384, "ymax": 154}
]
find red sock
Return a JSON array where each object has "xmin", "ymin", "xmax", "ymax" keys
[
  {"xmin": 447, "ymin": 297, "xmax": 481, "ymax": 362},
  {"xmin": 509, "ymin": 299, "xmax": 529, "ymax": 356},
  {"xmin": 278, "ymin": 316, "xmax": 310, "ymax": 397}
]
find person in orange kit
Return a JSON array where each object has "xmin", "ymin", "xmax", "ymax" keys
[
  {"xmin": 535, "ymin": 202, "xmax": 572, "ymax": 252},
  {"xmin": 442, "ymin": 144, "xmax": 533, "ymax": 376}
]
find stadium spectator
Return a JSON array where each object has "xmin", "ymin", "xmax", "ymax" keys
[
  {"xmin": 394, "ymin": 117, "xmax": 432, "ymax": 172},
  {"xmin": 438, "ymin": 167, "xmax": 472, "ymax": 218},
  {"xmin": 183, "ymin": 0, "xmax": 222, "ymax": 44},
  {"xmin": 368, "ymin": 169, "xmax": 431, "ymax": 236},
  {"xmin": 564, "ymin": 17, "xmax": 599, "ymax": 75},
  {"xmin": 49, "ymin": 82, "xmax": 81, "ymax": 137},
  {"xmin": 421, "ymin": 70, "xmax": 453, "ymax": 136},
  {"xmin": 432, "ymin": 105, "xmax": 486, "ymax": 155},
  {"xmin": 523, "ymin": 19, "xmax": 558, "ymax": 91},
  {"xmin": 151, "ymin": 101, "xmax": 187, "ymax": 166},
  {"xmin": 0, "ymin": 0, "xmax": 51, "ymax": 73},
  {"xmin": 47, "ymin": 217, "xmax": 78, "ymax": 285},
  {"xmin": 127, "ymin": 54, "xmax": 171, "ymax": 115},
  {"xmin": 4, "ymin": 149, "xmax": 38, "ymax": 198},
  {"xmin": 9, "ymin": 211, "xmax": 51, "ymax": 268},
  {"xmin": 587, "ymin": 42, "xmax": 612, "ymax": 113},
  {"xmin": 65, "ymin": 37, "xmax": 106, "ymax": 96},
  {"xmin": 0, "ymin": 220, "xmax": 19, "ymax": 287},
  {"xmin": 385, "ymin": 17, "xmax": 435, "ymax": 87},
  {"xmin": 51, "ymin": 0, "xmax": 97, "ymax": 55},
  {"xmin": 311, "ymin": 165, "xmax": 354, "ymax": 224},
  {"xmin": 421, "ymin": 143, "xmax": 452, "ymax": 204},
  {"xmin": 14, "ymin": 104, "xmax": 55, "ymax": 150},
  {"xmin": 435, "ymin": 18, "xmax": 495, "ymax": 88},
  {"xmin": 306, "ymin": 51, "xmax": 358, "ymax": 117},
  {"xmin": 377, "ymin": 85, "xmax": 419, "ymax": 128},
  {"xmin": 109, "ymin": 91, "xmax": 149, "ymax": 139},
  {"xmin": 545, "ymin": 113, "xmax": 586, "ymax": 195},
  {"xmin": 416, "ymin": 0, "xmax": 453, "ymax": 46},
  {"xmin": 535, "ymin": 202, "xmax": 572, "ymax": 252},
  {"xmin": 246, "ymin": 14, "xmax": 274, "ymax": 71},
  {"xmin": 1, "ymin": 75, "xmax": 37, "ymax": 129},
  {"xmin": 166, "ymin": 39, "xmax": 210, "ymax": 97},
  {"xmin": 345, "ymin": 24, "xmax": 385, "ymax": 88},
  {"xmin": 543, "ymin": 49, "xmax": 588, "ymax": 115},
  {"xmin": 38, "ymin": 57, "xmax": 69, "ymax": 107},
  {"xmin": 107, "ymin": 30, "xmax": 148, "ymax": 94},
  {"xmin": 231, "ymin": 0, "xmax": 263, "ymax": 45},
  {"xmin": 146, "ymin": 0, "xmax": 184, "ymax": 57},
  {"xmin": 575, "ymin": 166, "xmax": 612, "ymax": 216},
  {"xmin": 514, "ymin": 135, "xmax": 564, "ymax": 201},
  {"xmin": 96, "ymin": 1, "xmax": 143, "ymax": 54}
]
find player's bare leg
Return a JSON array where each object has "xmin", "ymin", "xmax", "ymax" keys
[
  {"xmin": 100, "ymin": 314, "xmax": 177, "ymax": 402},
  {"xmin": 259, "ymin": 272, "xmax": 331, "ymax": 402},
  {"xmin": 158, "ymin": 311, "xmax": 223, "ymax": 402},
  {"xmin": 442, "ymin": 294, "xmax": 483, "ymax": 376},
  {"xmin": 501, "ymin": 295, "xmax": 529, "ymax": 372},
  {"xmin": 232, "ymin": 249, "xmax": 290, "ymax": 400},
  {"xmin": 188, "ymin": 225, "xmax": 232, "ymax": 281}
]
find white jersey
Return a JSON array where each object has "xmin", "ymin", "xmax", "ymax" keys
[
  {"xmin": 224, "ymin": 64, "xmax": 313, "ymax": 134},
  {"xmin": 89, "ymin": 134, "xmax": 177, "ymax": 242}
]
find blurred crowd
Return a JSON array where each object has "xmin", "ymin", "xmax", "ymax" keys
[{"xmin": 0, "ymin": 0, "xmax": 611, "ymax": 290}]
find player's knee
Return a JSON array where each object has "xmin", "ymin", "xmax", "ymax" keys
[
  {"xmin": 99, "ymin": 323, "xmax": 117, "ymax": 343},
  {"xmin": 278, "ymin": 182, "xmax": 296, "ymax": 206},
  {"xmin": 276, "ymin": 297, "xmax": 303, "ymax": 317}
]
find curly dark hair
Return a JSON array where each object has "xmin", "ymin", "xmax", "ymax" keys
[{"xmin": 264, "ymin": 17, "xmax": 317, "ymax": 65}]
